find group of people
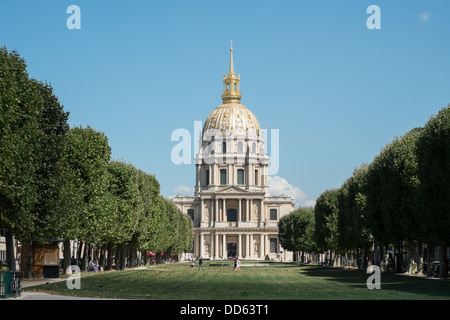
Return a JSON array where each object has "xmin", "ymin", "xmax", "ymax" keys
[
  {"xmin": 189, "ymin": 256, "xmax": 241, "ymax": 271},
  {"xmin": 190, "ymin": 256, "xmax": 203, "ymax": 270}
]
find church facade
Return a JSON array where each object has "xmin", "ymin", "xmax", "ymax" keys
[{"xmin": 173, "ymin": 45, "xmax": 294, "ymax": 261}]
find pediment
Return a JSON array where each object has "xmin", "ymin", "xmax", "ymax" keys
[{"xmin": 217, "ymin": 186, "xmax": 247, "ymax": 194}]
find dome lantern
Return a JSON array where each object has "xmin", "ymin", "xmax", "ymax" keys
[
  {"xmin": 203, "ymin": 42, "xmax": 261, "ymax": 138},
  {"xmin": 221, "ymin": 40, "xmax": 242, "ymax": 105}
]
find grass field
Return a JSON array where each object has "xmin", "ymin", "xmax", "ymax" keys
[{"xmin": 25, "ymin": 261, "xmax": 450, "ymax": 300}]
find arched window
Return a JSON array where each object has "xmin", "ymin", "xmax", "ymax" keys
[{"xmin": 237, "ymin": 142, "xmax": 243, "ymax": 154}]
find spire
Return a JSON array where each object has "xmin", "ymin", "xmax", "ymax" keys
[
  {"xmin": 222, "ymin": 40, "xmax": 242, "ymax": 104},
  {"xmin": 229, "ymin": 40, "xmax": 235, "ymax": 76}
]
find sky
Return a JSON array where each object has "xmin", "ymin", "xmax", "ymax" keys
[{"xmin": 1, "ymin": 0, "xmax": 449, "ymax": 207}]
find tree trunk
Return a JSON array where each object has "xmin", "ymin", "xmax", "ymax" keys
[
  {"xmin": 362, "ymin": 246, "xmax": 369, "ymax": 271},
  {"xmin": 63, "ymin": 240, "xmax": 72, "ymax": 274},
  {"xmin": 98, "ymin": 244, "xmax": 106, "ymax": 269},
  {"xmin": 115, "ymin": 245, "xmax": 121, "ymax": 271},
  {"xmin": 377, "ymin": 246, "xmax": 383, "ymax": 268},
  {"xmin": 5, "ymin": 227, "xmax": 16, "ymax": 272},
  {"xmin": 82, "ymin": 242, "xmax": 89, "ymax": 272},
  {"xmin": 119, "ymin": 243, "xmax": 126, "ymax": 270},
  {"xmin": 129, "ymin": 244, "xmax": 136, "ymax": 268},
  {"xmin": 417, "ymin": 241, "xmax": 424, "ymax": 275},
  {"xmin": 407, "ymin": 240, "xmax": 415, "ymax": 274},
  {"xmin": 440, "ymin": 242, "xmax": 448, "ymax": 279},
  {"xmin": 427, "ymin": 243, "xmax": 434, "ymax": 277},
  {"xmin": 106, "ymin": 242, "xmax": 113, "ymax": 271}
]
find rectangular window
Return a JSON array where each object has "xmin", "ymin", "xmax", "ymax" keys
[
  {"xmin": 254, "ymin": 170, "xmax": 258, "ymax": 185},
  {"xmin": 220, "ymin": 169, "xmax": 227, "ymax": 185},
  {"xmin": 237, "ymin": 169, "xmax": 244, "ymax": 185},
  {"xmin": 205, "ymin": 170, "xmax": 209, "ymax": 186},
  {"xmin": 270, "ymin": 238, "xmax": 278, "ymax": 253},
  {"xmin": 270, "ymin": 209, "xmax": 277, "ymax": 221},
  {"xmin": 227, "ymin": 209, "xmax": 237, "ymax": 222},
  {"xmin": 187, "ymin": 209, "xmax": 194, "ymax": 221}
]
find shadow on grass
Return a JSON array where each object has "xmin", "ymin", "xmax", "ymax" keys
[{"xmin": 297, "ymin": 265, "xmax": 450, "ymax": 299}]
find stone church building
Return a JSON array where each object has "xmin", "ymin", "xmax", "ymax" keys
[{"xmin": 173, "ymin": 44, "xmax": 294, "ymax": 261}]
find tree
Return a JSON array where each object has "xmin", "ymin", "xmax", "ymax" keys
[
  {"xmin": 337, "ymin": 165, "xmax": 372, "ymax": 270},
  {"xmin": 416, "ymin": 105, "xmax": 450, "ymax": 278},
  {"xmin": 28, "ymin": 81, "xmax": 70, "ymax": 242},
  {"xmin": 56, "ymin": 126, "xmax": 111, "ymax": 271},
  {"xmin": 279, "ymin": 207, "xmax": 316, "ymax": 263},
  {"xmin": 365, "ymin": 128, "xmax": 423, "ymax": 273},
  {"xmin": 0, "ymin": 47, "xmax": 69, "ymax": 271},
  {"xmin": 314, "ymin": 189, "xmax": 339, "ymax": 255}
]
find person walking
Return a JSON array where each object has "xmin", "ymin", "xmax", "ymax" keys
[
  {"xmin": 234, "ymin": 256, "xmax": 241, "ymax": 271},
  {"xmin": 198, "ymin": 256, "xmax": 204, "ymax": 271},
  {"xmin": 190, "ymin": 256, "xmax": 195, "ymax": 270}
]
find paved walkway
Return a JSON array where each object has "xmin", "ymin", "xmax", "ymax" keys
[{"xmin": 4, "ymin": 278, "xmax": 113, "ymax": 300}]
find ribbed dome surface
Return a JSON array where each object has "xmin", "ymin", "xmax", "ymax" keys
[{"xmin": 203, "ymin": 103, "xmax": 261, "ymax": 137}]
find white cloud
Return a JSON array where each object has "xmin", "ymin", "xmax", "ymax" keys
[
  {"xmin": 418, "ymin": 12, "xmax": 432, "ymax": 22},
  {"xmin": 170, "ymin": 185, "xmax": 194, "ymax": 197},
  {"xmin": 268, "ymin": 175, "xmax": 315, "ymax": 208}
]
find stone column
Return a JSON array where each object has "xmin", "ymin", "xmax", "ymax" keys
[
  {"xmin": 196, "ymin": 164, "xmax": 200, "ymax": 187},
  {"xmin": 214, "ymin": 234, "xmax": 219, "ymax": 260},
  {"xmin": 245, "ymin": 234, "xmax": 250, "ymax": 259},
  {"xmin": 222, "ymin": 198, "xmax": 226, "ymax": 222},
  {"xmin": 238, "ymin": 198, "xmax": 242, "ymax": 222},
  {"xmin": 215, "ymin": 198, "xmax": 219, "ymax": 224},
  {"xmin": 209, "ymin": 164, "xmax": 212, "ymax": 185},
  {"xmin": 246, "ymin": 199, "xmax": 250, "ymax": 222},
  {"xmin": 238, "ymin": 234, "xmax": 242, "ymax": 259},
  {"xmin": 249, "ymin": 234, "xmax": 253, "ymax": 258},
  {"xmin": 200, "ymin": 233, "xmax": 204, "ymax": 258},
  {"xmin": 222, "ymin": 234, "xmax": 227, "ymax": 259},
  {"xmin": 200, "ymin": 198, "xmax": 204, "ymax": 224},
  {"xmin": 264, "ymin": 234, "xmax": 269, "ymax": 257},
  {"xmin": 260, "ymin": 234, "xmax": 264, "ymax": 259}
]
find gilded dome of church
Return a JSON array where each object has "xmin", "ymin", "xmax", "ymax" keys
[
  {"xmin": 203, "ymin": 103, "xmax": 261, "ymax": 137},
  {"xmin": 202, "ymin": 43, "xmax": 261, "ymax": 137}
]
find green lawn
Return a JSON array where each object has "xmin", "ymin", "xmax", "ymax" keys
[{"xmin": 24, "ymin": 262, "xmax": 450, "ymax": 300}]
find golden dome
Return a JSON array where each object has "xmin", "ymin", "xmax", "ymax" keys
[
  {"xmin": 203, "ymin": 103, "xmax": 261, "ymax": 137},
  {"xmin": 203, "ymin": 42, "xmax": 261, "ymax": 137}
]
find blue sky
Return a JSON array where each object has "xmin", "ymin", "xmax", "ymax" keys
[{"xmin": 1, "ymin": 1, "xmax": 449, "ymax": 207}]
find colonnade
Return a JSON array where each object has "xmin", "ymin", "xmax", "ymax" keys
[
  {"xmin": 200, "ymin": 197, "xmax": 269, "ymax": 225},
  {"xmin": 195, "ymin": 231, "xmax": 279, "ymax": 260}
]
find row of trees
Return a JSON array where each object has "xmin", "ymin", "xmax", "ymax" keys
[
  {"xmin": 0, "ymin": 47, "xmax": 192, "ymax": 273},
  {"xmin": 279, "ymin": 105, "xmax": 449, "ymax": 278},
  {"xmin": 315, "ymin": 105, "xmax": 449, "ymax": 277}
]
